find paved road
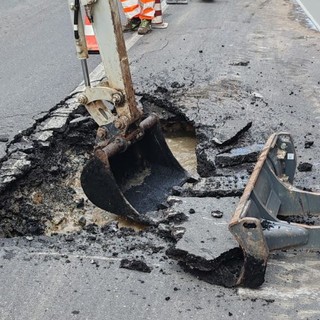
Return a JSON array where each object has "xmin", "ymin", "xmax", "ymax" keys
[
  {"xmin": 0, "ymin": 0, "xmax": 100, "ymax": 141},
  {"xmin": 1, "ymin": 0, "xmax": 320, "ymax": 319}
]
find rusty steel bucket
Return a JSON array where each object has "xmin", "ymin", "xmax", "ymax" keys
[{"xmin": 81, "ymin": 115, "xmax": 189, "ymax": 224}]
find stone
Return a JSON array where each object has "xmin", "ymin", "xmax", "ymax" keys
[
  {"xmin": 179, "ymin": 175, "xmax": 247, "ymax": 197},
  {"xmin": 40, "ymin": 116, "xmax": 68, "ymax": 132},
  {"xmin": 215, "ymin": 143, "xmax": 264, "ymax": 167},
  {"xmin": 120, "ymin": 259, "xmax": 152, "ymax": 273},
  {"xmin": 7, "ymin": 142, "xmax": 34, "ymax": 155},
  {"xmin": 304, "ymin": 141, "xmax": 314, "ymax": 149},
  {"xmin": 0, "ymin": 135, "xmax": 9, "ymax": 143},
  {"xmin": 212, "ymin": 120, "xmax": 252, "ymax": 146},
  {"xmin": 31, "ymin": 130, "xmax": 54, "ymax": 143},
  {"xmin": 0, "ymin": 157, "xmax": 31, "ymax": 177},
  {"xmin": 298, "ymin": 162, "xmax": 313, "ymax": 172},
  {"xmin": 166, "ymin": 196, "xmax": 239, "ymax": 262}
]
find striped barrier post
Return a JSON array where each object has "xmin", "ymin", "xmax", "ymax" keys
[
  {"xmin": 84, "ymin": 16, "xmax": 99, "ymax": 54},
  {"xmin": 152, "ymin": 0, "xmax": 168, "ymax": 29}
]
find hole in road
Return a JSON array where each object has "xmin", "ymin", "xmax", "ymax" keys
[
  {"xmin": 0, "ymin": 113, "xmax": 197, "ymax": 238},
  {"xmin": 162, "ymin": 119, "xmax": 197, "ymax": 175}
]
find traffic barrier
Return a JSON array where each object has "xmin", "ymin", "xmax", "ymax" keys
[
  {"xmin": 84, "ymin": 16, "xmax": 99, "ymax": 54},
  {"xmin": 152, "ymin": 0, "xmax": 168, "ymax": 29}
]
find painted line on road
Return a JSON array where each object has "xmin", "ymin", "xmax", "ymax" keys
[
  {"xmin": 30, "ymin": 251, "xmax": 122, "ymax": 262},
  {"xmin": 29, "ymin": 251, "xmax": 162, "ymax": 268},
  {"xmin": 296, "ymin": 0, "xmax": 320, "ymax": 31}
]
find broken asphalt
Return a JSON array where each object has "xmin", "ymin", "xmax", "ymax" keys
[{"xmin": 1, "ymin": 0, "xmax": 320, "ymax": 319}]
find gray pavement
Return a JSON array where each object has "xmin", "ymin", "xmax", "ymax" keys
[{"xmin": 0, "ymin": 0, "xmax": 100, "ymax": 142}]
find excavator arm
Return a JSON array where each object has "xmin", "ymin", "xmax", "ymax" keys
[{"xmin": 68, "ymin": 0, "xmax": 188, "ymax": 223}]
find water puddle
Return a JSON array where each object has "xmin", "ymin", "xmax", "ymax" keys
[{"xmin": 165, "ymin": 132, "xmax": 198, "ymax": 175}]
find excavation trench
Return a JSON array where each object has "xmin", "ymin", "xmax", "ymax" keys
[{"xmin": 0, "ymin": 110, "xmax": 197, "ymax": 238}]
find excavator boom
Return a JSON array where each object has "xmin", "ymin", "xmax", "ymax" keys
[{"xmin": 68, "ymin": 0, "xmax": 188, "ymax": 223}]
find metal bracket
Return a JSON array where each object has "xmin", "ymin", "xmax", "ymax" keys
[
  {"xmin": 69, "ymin": 0, "xmax": 142, "ymax": 133},
  {"xmin": 229, "ymin": 132, "xmax": 320, "ymax": 287},
  {"xmin": 78, "ymin": 86, "xmax": 124, "ymax": 105}
]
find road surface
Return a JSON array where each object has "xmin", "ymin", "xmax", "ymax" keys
[
  {"xmin": 1, "ymin": 0, "xmax": 320, "ymax": 319},
  {"xmin": 0, "ymin": 0, "xmax": 100, "ymax": 142}
]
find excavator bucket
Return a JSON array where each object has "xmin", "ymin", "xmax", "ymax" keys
[
  {"xmin": 81, "ymin": 116, "xmax": 188, "ymax": 224},
  {"xmin": 229, "ymin": 132, "xmax": 320, "ymax": 287}
]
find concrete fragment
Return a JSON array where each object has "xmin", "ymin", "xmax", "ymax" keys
[
  {"xmin": 212, "ymin": 120, "xmax": 252, "ymax": 146},
  {"xmin": 0, "ymin": 143, "xmax": 6, "ymax": 161},
  {"xmin": 0, "ymin": 135, "xmax": 9, "ymax": 143},
  {"xmin": 167, "ymin": 197, "xmax": 239, "ymax": 262},
  {"xmin": 40, "ymin": 116, "xmax": 68, "ymax": 132},
  {"xmin": 69, "ymin": 116, "xmax": 91, "ymax": 127},
  {"xmin": 7, "ymin": 142, "xmax": 34, "ymax": 155},
  {"xmin": 166, "ymin": 197, "xmax": 244, "ymax": 287},
  {"xmin": 0, "ymin": 155, "xmax": 31, "ymax": 178},
  {"xmin": 31, "ymin": 130, "xmax": 54, "ymax": 143},
  {"xmin": 120, "ymin": 259, "xmax": 152, "ymax": 273},
  {"xmin": 196, "ymin": 144, "xmax": 217, "ymax": 177},
  {"xmin": 51, "ymin": 106, "xmax": 72, "ymax": 116},
  {"xmin": 215, "ymin": 143, "xmax": 264, "ymax": 167},
  {"xmin": 298, "ymin": 162, "xmax": 312, "ymax": 172}
]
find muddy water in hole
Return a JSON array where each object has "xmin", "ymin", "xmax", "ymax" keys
[
  {"xmin": 46, "ymin": 133, "xmax": 197, "ymax": 234},
  {"xmin": 164, "ymin": 132, "xmax": 198, "ymax": 175}
]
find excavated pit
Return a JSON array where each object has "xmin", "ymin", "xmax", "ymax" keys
[
  {"xmin": 0, "ymin": 94, "xmax": 256, "ymax": 288},
  {"xmin": 0, "ymin": 105, "xmax": 198, "ymax": 238},
  {"xmin": 2, "ymin": 89, "xmax": 310, "ymax": 289}
]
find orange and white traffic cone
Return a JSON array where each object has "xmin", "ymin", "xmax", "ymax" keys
[
  {"xmin": 152, "ymin": 0, "xmax": 168, "ymax": 29},
  {"xmin": 84, "ymin": 16, "xmax": 99, "ymax": 54}
]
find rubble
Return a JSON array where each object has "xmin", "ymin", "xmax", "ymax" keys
[
  {"xmin": 211, "ymin": 120, "xmax": 252, "ymax": 146},
  {"xmin": 165, "ymin": 197, "xmax": 240, "ymax": 286},
  {"xmin": 120, "ymin": 259, "xmax": 152, "ymax": 273},
  {"xmin": 0, "ymin": 0, "xmax": 320, "ymax": 296},
  {"xmin": 298, "ymin": 162, "xmax": 313, "ymax": 172},
  {"xmin": 0, "ymin": 135, "xmax": 9, "ymax": 143},
  {"xmin": 176, "ymin": 175, "xmax": 247, "ymax": 198},
  {"xmin": 215, "ymin": 143, "xmax": 264, "ymax": 168}
]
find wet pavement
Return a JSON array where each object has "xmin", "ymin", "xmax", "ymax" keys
[{"xmin": 1, "ymin": 0, "xmax": 320, "ymax": 319}]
